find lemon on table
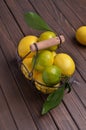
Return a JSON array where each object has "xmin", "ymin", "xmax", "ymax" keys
[
  {"xmin": 18, "ymin": 35, "xmax": 38, "ymax": 58},
  {"xmin": 76, "ymin": 26, "xmax": 86, "ymax": 46},
  {"xmin": 34, "ymin": 72, "xmax": 58, "ymax": 94},
  {"xmin": 42, "ymin": 65, "xmax": 61, "ymax": 86},
  {"xmin": 32, "ymin": 50, "xmax": 54, "ymax": 72},
  {"xmin": 38, "ymin": 31, "xmax": 58, "ymax": 51},
  {"xmin": 54, "ymin": 53, "xmax": 75, "ymax": 76}
]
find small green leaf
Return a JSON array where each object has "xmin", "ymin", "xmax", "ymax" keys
[
  {"xmin": 24, "ymin": 12, "xmax": 52, "ymax": 31},
  {"xmin": 42, "ymin": 85, "xmax": 65, "ymax": 115}
]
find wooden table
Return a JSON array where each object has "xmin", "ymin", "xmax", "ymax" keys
[{"xmin": 0, "ymin": 0, "xmax": 86, "ymax": 130}]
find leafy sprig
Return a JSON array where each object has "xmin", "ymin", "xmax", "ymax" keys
[
  {"xmin": 24, "ymin": 12, "xmax": 52, "ymax": 31},
  {"xmin": 42, "ymin": 85, "xmax": 65, "ymax": 115},
  {"xmin": 42, "ymin": 78, "xmax": 71, "ymax": 115}
]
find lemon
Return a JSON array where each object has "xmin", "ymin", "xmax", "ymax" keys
[
  {"xmin": 18, "ymin": 35, "xmax": 38, "ymax": 58},
  {"xmin": 52, "ymin": 51, "xmax": 57, "ymax": 57},
  {"xmin": 32, "ymin": 50, "xmax": 54, "ymax": 72},
  {"xmin": 42, "ymin": 65, "xmax": 61, "ymax": 86},
  {"xmin": 76, "ymin": 26, "xmax": 86, "ymax": 46},
  {"xmin": 21, "ymin": 57, "xmax": 36, "ymax": 80},
  {"xmin": 34, "ymin": 72, "xmax": 59, "ymax": 94},
  {"xmin": 54, "ymin": 53, "xmax": 75, "ymax": 76},
  {"xmin": 38, "ymin": 31, "xmax": 58, "ymax": 51}
]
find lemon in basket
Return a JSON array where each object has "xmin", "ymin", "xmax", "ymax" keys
[
  {"xmin": 18, "ymin": 35, "xmax": 38, "ymax": 58},
  {"xmin": 38, "ymin": 31, "xmax": 58, "ymax": 51},
  {"xmin": 34, "ymin": 72, "xmax": 59, "ymax": 94},
  {"xmin": 32, "ymin": 50, "xmax": 54, "ymax": 72},
  {"xmin": 42, "ymin": 65, "xmax": 61, "ymax": 86},
  {"xmin": 21, "ymin": 57, "xmax": 37, "ymax": 80},
  {"xmin": 54, "ymin": 53, "xmax": 75, "ymax": 76}
]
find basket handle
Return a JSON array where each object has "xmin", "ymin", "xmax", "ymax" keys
[{"xmin": 30, "ymin": 35, "xmax": 65, "ymax": 52}]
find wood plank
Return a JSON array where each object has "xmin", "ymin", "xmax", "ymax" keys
[
  {"xmin": 0, "ymin": 33, "xmax": 37, "ymax": 130},
  {"xmin": 64, "ymin": 0, "xmax": 86, "ymax": 24},
  {"xmin": 63, "ymin": 90, "xmax": 86, "ymax": 130},
  {"xmin": 0, "ymin": 0, "xmax": 23, "ymax": 46},
  {"xmin": 72, "ymin": 71, "xmax": 86, "ymax": 107},
  {"xmin": 0, "ymin": 19, "xmax": 11, "ymax": 39},
  {"xmin": 4, "ymin": 0, "xmax": 38, "ymax": 35},
  {"xmin": 51, "ymin": 0, "xmax": 84, "ymax": 28},
  {"xmin": 0, "ymin": 85, "xmax": 17, "ymax": 130},
  {"xmin": 50, "ymin": 103, "xmax": 78, "ymax": 130},
  {"xmin": 0, "ymin": 25, "xmax": 58, "ymax": 130}
]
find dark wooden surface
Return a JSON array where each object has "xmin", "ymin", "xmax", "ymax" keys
[{"xmin": 0, "ymin": 0, "xmax": 86, "ymax": 130}]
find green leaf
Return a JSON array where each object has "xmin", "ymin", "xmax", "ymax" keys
[
  {"xmin": 24, "ymin": 12, "xmax": 52, "ymax": 31},
  {"xmin": 42, "ymin": 85, "xmax": 65, "ymax": 115}
]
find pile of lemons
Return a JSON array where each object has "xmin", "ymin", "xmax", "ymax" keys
[{"xmin": 18, "ymin": 31, "xmax": 75, "ymax": 94}]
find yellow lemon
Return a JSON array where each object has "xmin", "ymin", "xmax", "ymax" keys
[
  {"xmin": 52, "ymin": 51, "xmax": 57, "ymax": 57},
  {"xmin": 18, "ymin": 35, "xmax": 38, "ymax": 58},
  {"xmin": 76, "ymin": 26, "xmax": 86, "ymax": 46},
  {"xmin": 38, "ymin": 31, "xmax": 58, "ymax": 51},
  {"xmin": 54, "ymin": 53, "xmax": 75, "ymax": 76},
  {"xmin": 34, "ymin": 72, "xmax": 59, "ymax": 94},
  {"xmin": 21, "ymin": 57, "xmax": 36, "ymax": 80},
  {"xmin": 32, "ymin": 50, "xmax": 54, "ymax": 72}
]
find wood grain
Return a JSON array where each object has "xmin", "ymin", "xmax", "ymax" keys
[
  {"xmin": 0, "ymin": 0, "xmax": 86, "ymax": 129},
  {"xmin": 0, "ymin": 41, "xmax": 37, "ymax": 130},
  {"xmin": 0, "ymin": 85, "xmax": 17, "ymax": 130}
]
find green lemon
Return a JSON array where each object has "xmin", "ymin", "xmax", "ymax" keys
[
  {"xmin": 32, "ymin": 50, "xmax": 54, "ymax": 72},
  {"xmin": 34, "ymin": 72, "xmax": 59, "ymax": 94},
  {"xmin": 42, "ymin": 65, "xmax": 61, "ymax": 86},
  {"xmin": 38, "ymin": 31, "xmax": 58, "ymax": 51}
]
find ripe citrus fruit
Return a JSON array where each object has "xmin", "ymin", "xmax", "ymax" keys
[
  {"xmin": 54, "ymin": 53, "xmax": 75, "ymax": 76},
  {"xmin": 52, "ymin": 51, "xmax": 57, "ymax": 57},
  {"xmin": 34, "ymin": 72, "xmax": 59, "ymax": 94},
  {"xmin": 38, "ymin": 31, "xmax": 58, "ymax": 51},
  {"xmin": 21, "ymin": 57, "xmax": 36, "ymax": 80},
  {"xmin": 18, "ymin": 35, "xmax": 38, "ymax": 58},
  {"xmin": 42, "ymin": 65, "xmax": 61, "ymax": 86},
  {"xmin": 32, "ymin": 50, "xmax": 54, "ymax": 72},
  {"xmin": 76, "ymin": 26, "xmax": 86, "ymax": 46}
]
